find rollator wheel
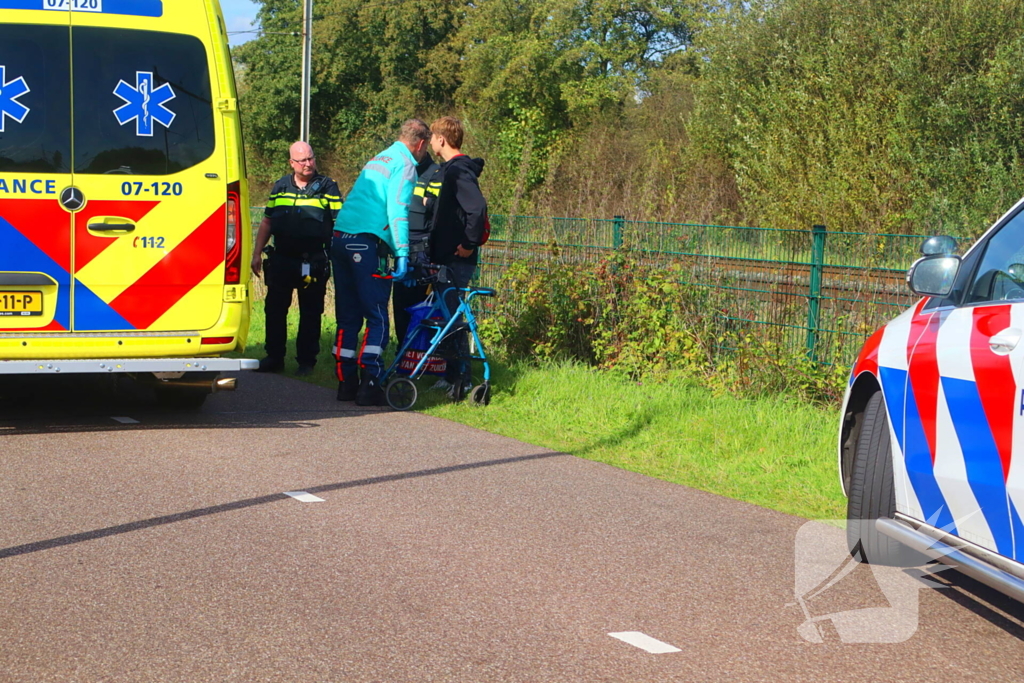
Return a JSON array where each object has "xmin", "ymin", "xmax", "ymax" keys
[
  {"xmin": 385, "ymin": 377, "xmax": 417, "ymax": 411},
  {"xmin": 470, "ymin": 382, "xmax": 491, "ymax": 406},
  {"xmin": 451, "ymin": 378, "xmax": 468, "ymax": 403}
]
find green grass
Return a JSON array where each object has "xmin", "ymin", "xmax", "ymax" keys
[{"xmin": 238, "ymin": 304, "xmax": 845, "ymax": 520}]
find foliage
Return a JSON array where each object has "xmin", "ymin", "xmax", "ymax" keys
[
  {"xmin": 233, "ymin": 0, "xmax": 464, "ymax": 189},
  {"xmin": 692, "ymin": 0, "xmax": 1024, "ymax": 236},
  {"xmin": 236, "ymin": 0, "xmax": 1024, "ymax": 234},
  {"xmin": 235, "ymin": 0, "xmax": 703, "ymax": 203},
  {"xmin": 485, "ymin": 251, "xmax": 848, "ymax": 405}
]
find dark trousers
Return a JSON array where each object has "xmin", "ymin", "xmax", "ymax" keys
[
  {"xmin": 332, "ymin": 232, "xmax": 393, "ymax": 381},
  {"xmin": 263, "ymin": 252, "xmax": 328, "ymax": 367},
  {"xmin": 441, "ymin": 258, "xmax": 476, "ymax": 383},
  {"xmin": 393, "ymin": 281, "xmax": 429, "ymax": 345}
]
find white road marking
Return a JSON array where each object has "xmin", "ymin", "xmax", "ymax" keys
[
  {"xmin": 283, "ymin": 491, "xmax": 325, "ymax": 503},
  {"xmin": 608, "ymin": 631, "xmax": 681, "ymax": 654},
  {"xmin": 111, "ymin": 417, "xmax": 140, "ymax": 424}
]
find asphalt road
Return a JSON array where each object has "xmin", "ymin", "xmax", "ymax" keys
[{"xmin": 0, "ymin": 371, "xmax": 1021, "ymax": 682}]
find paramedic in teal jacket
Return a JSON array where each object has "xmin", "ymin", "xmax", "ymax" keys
[{"xmin": 332, "ymin": 119, "xmax": 431, "ymax": 406}]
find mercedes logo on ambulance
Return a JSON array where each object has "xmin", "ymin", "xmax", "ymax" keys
[{"xmin": 59, "ymin": 186, "xmax": 86, "ymax": 212}]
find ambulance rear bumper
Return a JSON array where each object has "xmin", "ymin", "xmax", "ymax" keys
[{"xmin": 0, "ymin": 358, "xmax": 259, "ymax": 375}]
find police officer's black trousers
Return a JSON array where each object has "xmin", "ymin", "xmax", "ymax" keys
[{"xmin": 264, "ymin": 253, "xmax": 328, "ymax": 367}]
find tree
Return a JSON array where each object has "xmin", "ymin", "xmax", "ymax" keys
[{"xmin": 234, "ymin": 0, "xmax": 464, "ymax": 191}]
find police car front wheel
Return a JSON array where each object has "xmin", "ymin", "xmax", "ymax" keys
[{"xmin": 846, "ymin": 391, "xmax": 928, "ymax": 567}]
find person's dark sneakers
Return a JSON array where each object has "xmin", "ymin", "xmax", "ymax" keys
[
  {"xmin": 337, "ymin": 375, "xmax": 359, "ymax": 401},
  {"xmin": 355, "ymin": 375, "xmax": 387, "ymax": 407},
  {"xmin": 255, "ymin": 356, "xmax": 284, "ymax": 373},
  {"xmin": 295, "ymin": 365, "xmax": 315, "ymax": 377}
]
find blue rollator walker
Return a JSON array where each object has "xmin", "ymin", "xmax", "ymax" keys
[{"xmin": 381, "ymin": 264, "xmax": 496, "ymax": 411}]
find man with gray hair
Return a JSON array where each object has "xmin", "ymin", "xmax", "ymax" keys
[
  {"xmin": 331, "ymin": 119, "xmax": 431, "ymax": 405},
  {"xmin": 252, "ymin": 141, "xmax": 342, "ymax": 375}
]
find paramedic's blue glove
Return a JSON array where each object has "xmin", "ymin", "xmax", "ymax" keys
[{"xmin": 391, "ymin": 256, "xmax": 408, "ymax": 281}]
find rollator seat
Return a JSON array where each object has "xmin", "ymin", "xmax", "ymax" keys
[{"xmin": 420, "ymin": 318, "xmax": 470, "ymax": 333}]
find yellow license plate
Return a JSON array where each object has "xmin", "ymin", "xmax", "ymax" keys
[{"xmin": 0, "ymin": 291, "xmax": 43, "ymax": 316}]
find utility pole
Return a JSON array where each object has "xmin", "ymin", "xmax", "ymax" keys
[{"xmin": 299, "ymin": 0, "xmax": 313, "ymax": 142}]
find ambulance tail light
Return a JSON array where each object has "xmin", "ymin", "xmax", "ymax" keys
[{"xmin": 225, "ymin": 181, "xmax": 242, "ymax": 285}]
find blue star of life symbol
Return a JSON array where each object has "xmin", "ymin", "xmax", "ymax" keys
[
  {"xmin": 113, "ymin": 71, "xmax": 176, "ymax": 137},
  {"xmin": 0, "ymin": 65, "xmax": 31, "ymax": 133}
]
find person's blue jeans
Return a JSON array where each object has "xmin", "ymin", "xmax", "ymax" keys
[{"xmin": 331, "ymin": 232, "xmax": 393, "ymax": 381}]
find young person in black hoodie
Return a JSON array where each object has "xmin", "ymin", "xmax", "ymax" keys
[{"xmin": 428, "ymin": 116, "xmax": 487, "ymax": 398}]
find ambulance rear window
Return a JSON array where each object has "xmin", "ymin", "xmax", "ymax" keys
[
  {"xmin": 72, "ymin": 27, "xmax": 215, "ymax": 176},
  {"xmin": 0, "ymin": 24, "xmax": 72, "ymax": 173}
]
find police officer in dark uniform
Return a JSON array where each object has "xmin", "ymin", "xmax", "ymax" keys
[
  {"xmin": 252, "ymin": 141, "xmax": 342, "ymax": 375},
  {"xmin": 393, "ymin": 152, "xmax": 442, "ymax": 344}
]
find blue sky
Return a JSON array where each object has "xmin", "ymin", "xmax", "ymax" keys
[{"xmin": 221, "ymin": 0, "xmax": 261, "ymax": 46}]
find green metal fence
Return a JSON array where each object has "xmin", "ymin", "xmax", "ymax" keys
[
  {"xmin": 477, "ymin": 215, "xmax": 940, "ymax": 363},
  {"xmin": 250, "ymin": 208, "xmax": 939, "ymax": 363}
]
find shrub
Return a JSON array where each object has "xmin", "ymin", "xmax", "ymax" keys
[{"xmin": 486, "ymin": 252, "xmax": 848, "ymax": 405}]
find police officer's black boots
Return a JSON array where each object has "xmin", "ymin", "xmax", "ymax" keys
[
  {"xmin": 337, "ymin": 373, "xmax": 359, "ymax": 402},
  {"xmin": 355, "ymin": 373, "xmax": 387, "ymax": 407}
]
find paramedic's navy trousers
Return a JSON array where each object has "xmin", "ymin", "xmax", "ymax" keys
[{"xmin": 331, "ymin": 232, "xmax": 393, "ymax": 382}]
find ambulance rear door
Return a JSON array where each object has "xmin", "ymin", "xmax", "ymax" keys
[
  {"xmin": 0, "ymin": 9, "xmax": 72, "ymax": 332},
  {"xmin": 68, "ymin": 2, "xmax": 228, "ymax": 333}
]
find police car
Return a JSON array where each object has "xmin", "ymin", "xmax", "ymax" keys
[
  {"xmin": 841, "ymin": 196, "xmax": 1024, "ymax": 601},
  {"xmin": 0, "ymin": 1, "xmax": 255, "ymax": 407}
]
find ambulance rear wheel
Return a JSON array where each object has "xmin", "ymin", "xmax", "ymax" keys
[
  {"xmin": 846, "ymin": 391, "xmax": 927, "ymax": 567},
  {"xmin": 386, "ymin": 377, "xmax": 417, "ymax": 411},
  {"xmin": 155, "ymin": 387, "xmax": 208, "ymax": 410}
]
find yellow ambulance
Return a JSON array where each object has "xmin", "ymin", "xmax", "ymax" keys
[{"xmin": 0, "ymin": 0, "xmax": 255, "ymax": 407}]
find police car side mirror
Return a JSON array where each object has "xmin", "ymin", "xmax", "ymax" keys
[
  {"xmin": 920, "ymin": 235, "xmax": 958, "ymax": 256},
  {"xmin": 908, "ymin": 255, "xmax": 961, "ymax": 297}
]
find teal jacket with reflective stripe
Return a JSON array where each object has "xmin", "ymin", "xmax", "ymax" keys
[{"xmin": 334, "ymin": 141, "xmax": 417, "ymax": 258}]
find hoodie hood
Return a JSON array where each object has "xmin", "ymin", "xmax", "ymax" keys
[{"xmin": 449, "ymin": 154, "xmax": 485, "ymax": 177}]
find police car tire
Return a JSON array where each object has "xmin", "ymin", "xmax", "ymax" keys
[{"xmin": 846, "ymin": 391, "xmax": 927, "ymax": 567}]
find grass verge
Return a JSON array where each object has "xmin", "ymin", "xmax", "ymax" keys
[{"xmin": 237, "ymin": 304, "xmax": 845, "ymax": 520}]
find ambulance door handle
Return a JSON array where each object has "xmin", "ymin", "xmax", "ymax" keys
[
  {"xmin": 87, "ymin": 217, "xmax": 136, "ymax": 233},
  {"xmin": 989, "ymin": 327, "xmax": 1022, "ymax": 355}
]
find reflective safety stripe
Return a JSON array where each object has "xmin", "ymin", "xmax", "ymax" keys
[
  {"xmin": 270, "ymin": 196, "xmax": 328, "ymax": 208},
  {"xmin": 361, "ymin": 345, "xmax": 384, "ymax": 357},
  {"xmin": 337, "ymin": 348, "xmax": 357, "ymax": 358},
  {"xmin": 413, "ymin": 182, "xmax": 442, "ymax": 198},
  {"xmin": 267, "ymin": 193, "xmax": 341, "ymax": 210}
]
